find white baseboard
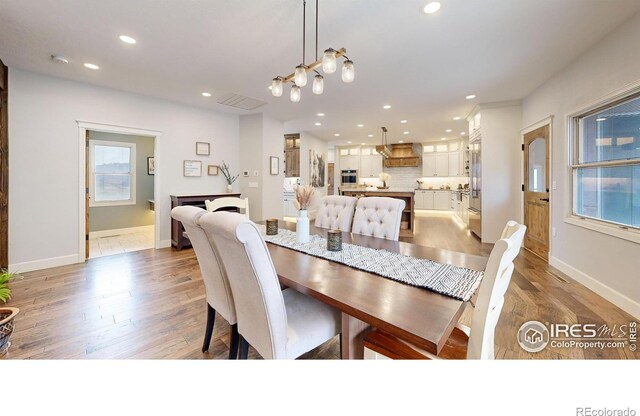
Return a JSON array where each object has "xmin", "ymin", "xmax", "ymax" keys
[
  {"xmin": 550, "ymin": 256, "xmax": 640, "ymax": 320},
  {"xmin": 158, "ymin": 239, "xmax": 172, "ymax": 249},
  {"xmin": 89, "ymin": 225, "xmax": 154, "ymax": 239},
  {"xmin": 9, "ymin": 254, "xmax": 79, "ymax": 274}
]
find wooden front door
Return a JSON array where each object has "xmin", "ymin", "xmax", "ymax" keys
[
  {"xmin": 523, "ymin": 125, "xmax": 550, "ymax": 260},
  {"xmin": 0, "ymin": 59, "xmax": 8, "ymax": 268}
]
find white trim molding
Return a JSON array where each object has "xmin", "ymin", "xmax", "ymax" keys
[
  {"xmin": 9, "ymin": 254, "xmax": 79, "ymax": 274},
  {"xmin": 550, "ymin": 256, "xmax": 640, "ymax": 320},
  {"xmin": 564, "ymin": 216, "xmax": 640, "ymax": 245},
  {"xmin": 89, "ymin": 225, "xmax": 154, "ymax": 239}
]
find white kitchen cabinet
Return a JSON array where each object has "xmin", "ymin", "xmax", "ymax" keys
[
  {"xmin": 414, "ymin": 191, "xmax": 424, "ymax": 209},
  {"xmin": 422, "ymin": 153, "xmax": 449, "ymax": 177},
  {"xmin": 462, "ymin": 194, "xmax": 469, "ymax": 225},
  {"xmin": 448, "ymin": 151, "xmax": 459, "ymax": 177},
  {"xmin": 339, "ymin": 155, "xmax": 359, "ymax": 171},
  {"xmin": 423, "ymin": 191, "xmax": 435, "ymax": 209},
  {"xmin": 450, "ymin": 192, "xmax": 456, "ymax": 211},
  {"xmin": 434, "ymin": 191, "xmax": 449, "ymax": 210},
  {"xmin": 360, "ymin": 154, "xmax": 383, "ymax": 178}
]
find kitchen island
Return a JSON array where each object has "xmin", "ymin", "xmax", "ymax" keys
[{"xmin": 339, "ymin": 187, "xmax": 415, "ymax": 237}]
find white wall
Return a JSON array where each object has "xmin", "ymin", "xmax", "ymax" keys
[
  {"xmin": 521, "ymin": 11, "xmax": 640, "ymax": 317},
  {"xmin": 480, "ymin": 104, "xmax": 522, "ymax": 243},
  {"xmin": 261, "ymin": 114, "xmax": 284, "ymax": 220},
  {"xmin": 9, "ymin": 69, "xmax": 239, "ymax": 271},
  {"xmin": 238, "ymin": 114, "xmax": 263, "ymax": 221}
]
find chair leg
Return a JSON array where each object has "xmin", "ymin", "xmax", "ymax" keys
[
  {"xmin": 239, "ymin": 335, "xmax": 249, "ymax": 359},
  {"xmin": 228, "ymin": 324, "xmax": 239, "ymax": 360},
  {"xmin": 339, "ymin": 333, "xmax": 343, "ymax": 359},
  {"xmin": 202, "ymin": 303, "xmax": 216, "ymax": 353}
]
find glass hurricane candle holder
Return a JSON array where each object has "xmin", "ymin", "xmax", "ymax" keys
[
  {"xmin": 327, "ymin": 229, "xmax": 342, "ymax": 252},
  {"xmin": 266, "ymin": 219, "xmax": 278, "ymax": 236}
]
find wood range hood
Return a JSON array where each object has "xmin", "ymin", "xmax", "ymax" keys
[{"xmin": 376, "ymin": 143, "xmax": 420, "ymax": 167}]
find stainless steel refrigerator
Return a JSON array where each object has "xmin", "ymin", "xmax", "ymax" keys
[{"xmin": 468, "ymin": 137, "xmax": 481, "ymax": 238}]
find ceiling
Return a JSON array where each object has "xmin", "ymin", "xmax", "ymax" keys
[{"xmin": 1, "ymin": 0, "xmax": 639, "ymax": 145}]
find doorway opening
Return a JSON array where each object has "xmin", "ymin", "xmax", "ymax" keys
[
  {"xmin": 77, "ymin": 121, "xmax": 162, "ymax": 262},
  {"xmin": 86, "ymin": 130, "xmax": 155, "ymax": 258}
]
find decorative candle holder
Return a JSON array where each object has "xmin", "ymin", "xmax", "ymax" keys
[
  {"xmin": 266, "ymin": 219, "xmax": 278, "ymax": 235},
  {"xmin": 327, "ymin": 229, "xmax": 342, "ymax": 252}
]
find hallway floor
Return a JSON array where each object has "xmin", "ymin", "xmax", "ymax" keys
[{"xmin": 89, "ymin": 228, "xmax": 154, "ymax": 258}]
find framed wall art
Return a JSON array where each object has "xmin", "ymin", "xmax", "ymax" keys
[
  {"xmin": 147, "ymin": 157, "xmax": 155, "ymax": 175},
  {"xmin": 208, "ymin": 165, "xmax": 219, "ymax": 176},
  {"xmin": 270, "ymin": 156, "xmax": 279, "ymax": 175},
  {"xmin": 196, "ymin": 141, "xmax": 210, "ymax": 156},
  {"xmin": 183, "ymin": 160, "xmax": 202, "ymax": 177}
]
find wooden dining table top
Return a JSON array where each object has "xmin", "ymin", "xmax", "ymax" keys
[{"xmin": 265, "ymin": 221, "xmax": 488, "ymax": 356}]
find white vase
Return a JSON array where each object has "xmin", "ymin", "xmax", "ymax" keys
[
  {"xmin": 226, "ymin": 184, "xmax": 233, "ymax": 193},
  {"xmin": 296, "ymin": 209, "xmax": 310, "ymax": 243}
]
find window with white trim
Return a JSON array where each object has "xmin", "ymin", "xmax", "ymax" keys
[
  {"xmin": 571, "ymin": 91, "xmax": 640, "ymax": 230},
  {"xmin": 90, "ymin": 140, "xmax": 136, "ymax": 207}
]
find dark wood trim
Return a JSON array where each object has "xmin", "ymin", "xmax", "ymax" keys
[{"xmin": 0, "ymin": 58, "xmax": 8, "ymax": 268}]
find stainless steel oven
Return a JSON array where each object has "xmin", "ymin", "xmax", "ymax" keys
[{"xmin": 341, "ymin": 170, "xmax": 358, "ymax": 186}]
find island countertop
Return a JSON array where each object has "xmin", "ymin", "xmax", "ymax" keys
[{"xmin": 338, "ymin": 187, "xmax": 415, "ymax": 194}]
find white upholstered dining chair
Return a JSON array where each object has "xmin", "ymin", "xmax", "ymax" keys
[
  {"xmin": 351, "ymin": 197, "xmax": 406, "ymax": 241},
  {"xmin": 314, "ymin": 195, "xmax": 357, "ymax": 231},
  {"xmin": 363, "ymin": 220, "xmax": 527, "ymax": 360},
  {"xmin": 205, "ymin": 197, "xmax": 250, "ymax": 219},
  {"xmin": 170, "ymin": 206, "xmax": 239, "ymax": 358},
  {"xmin": 199, "ymin": 211, "xmax": 342, "ymax": 360}
]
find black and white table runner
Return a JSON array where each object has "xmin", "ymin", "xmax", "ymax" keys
[{"xmin": 260, "ymin": 226, "xmax": 484, "ymax": 301}]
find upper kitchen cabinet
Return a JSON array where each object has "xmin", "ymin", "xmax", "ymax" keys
[
  {"xmin": 339, "ymin": 146, "xmax": 360, "ymax": 171},
  {"xmin": 422, "ymin": 139, "xmax": 468, "ymax": 177},
  {"xmin": 284, "ymin": 134, "xmax": 300, "ymax": 177},
  {"xmin": 360, "ymin": 146, "xmax": 383, "ymax": 178}
]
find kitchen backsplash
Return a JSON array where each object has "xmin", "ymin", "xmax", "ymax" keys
[{"xmin": 358, "ymin": 166, "xmax": 469, "ymax": 189}]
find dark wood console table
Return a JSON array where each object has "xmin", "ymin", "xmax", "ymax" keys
[{"xmin": 170, "ymin": 193, "xmax": 241, "ymax": 249}]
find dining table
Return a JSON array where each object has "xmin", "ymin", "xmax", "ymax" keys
[{"xmin": 265, "ymin": 221, "xmax": 488, "ymax": 359}]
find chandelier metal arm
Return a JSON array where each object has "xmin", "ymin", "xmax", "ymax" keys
[{"xmin": 282, "ymin": 47, "xmax": 347, "ymax": 84}]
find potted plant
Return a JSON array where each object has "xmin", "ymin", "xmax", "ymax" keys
[
  {"xmin": 220, "ymin": 160, "xmax": 239, "ymax": 193},
  {"xmin": 0, "ymin": 269, "xmax": 20, "ymax": 356},
  {"xmin": 293, "ymin": 184, "xmax": 315, "ymax": 243}
]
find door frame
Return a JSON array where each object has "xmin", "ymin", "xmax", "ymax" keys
[
  {"xmin": 520, "ymin": 116, "xmax": 553, "ymax": 261},
  {"xmin": 77, "ymin": 121, "xmax": 162, "ymax": 263}
]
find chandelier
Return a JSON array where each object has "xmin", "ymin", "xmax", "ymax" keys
[{"xmin": 271, "ymin": 0, "xmax": 354, "ymax": 102}]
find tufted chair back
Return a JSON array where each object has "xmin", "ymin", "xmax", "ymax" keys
[
  {"xmin": 314, "ymin": 195, "xmax": 357, "ymax": 231},
  {"xmin": 351, "ymin": 197, "xmax": 406, "ymax": 241}
]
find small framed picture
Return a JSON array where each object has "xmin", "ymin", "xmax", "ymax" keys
[
  {"xmin": 208, "ymin": 165, "xmax": 219, "ymax": 176},
  {"xmin": 183, "ymin": 160, "xmax": 202, "ymax": 177},
  {"xmin": 196, "ymin": 142, "xmax": 210, "ymax": 156},
  {"xmin": 270, "ymin": 156, "xmax": 279, "ymax": 175},
  {"xmin": 147, "ymin": 157, "xmax": 155, "ymax": 175}
]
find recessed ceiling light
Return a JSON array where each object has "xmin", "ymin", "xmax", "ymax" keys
[
  {"xmin": 347, "ymin": 141, "xmax": 352, "ymax": 144},
  {"xmin": 315, "ymin": 122, "xmax": 321, "ymax": 126},
  {"xmin": 357, "ymin": 124, "xmax": 364, "ymax": 127},
  {"xmin": 361, "ymin": 142, "xmax": 366, "ymax": 145},
  {"xmin": 461, "ymin": 132, "xmax": 466, "ymax": 135},
  {"xmin": 383, "ymin": 105, "xmax": 391, "ymax": 109},
  {"xmin": 441, "ymin": 137, "xmax": 447, "ymax": 140},
  {"xmin": 400, "ymin": 120, "xmax": 408, "ymax": 124},
  {"xmin": 453, "ymin": 116, "xmax": 461, "ymax": 120},
  {"xmin": 119, "ymin": 35, "xmax": 136, "ymax": 44},
  {"xmin": 83, "ymin": 63, "xmax": 99, "ymax": 70},
  {"xmin": 201, "ymin": 92, "xmax": 212, "ymax": 97},
  {"xmin": 423, "ymin": 2, "xmax": 441, "ymax": 14},
  {"xmin": 445, "ymin": 129, "xmax": 452, "ymax": 133},
  {"xmin": 465, "ymin": 94, "xmax": 476, "ymax": 100},
  {"xmin": 399, "ymin": 140, "xmax": 404, "ymax": 143},
  {"xmin": 317, "ymin": 113, "xmax": 325, "ymax": 116},
  {"xmin": 403, "ymin": 131, "xmax": 409, "ymax": 135},
  {"xmin": 367, "ymin": 134, "xmax": 373, "ymax": 137},
  {"xmin": 51, "ymin": 55, "xmax": 69, "ymax": 64},
  {"xmin": 596, "ymin": 117, "xmax": 606, "ymax": 122},
  {"xmin": 334, "ymin": 133, "xmax": 340, "ymax": 137}
]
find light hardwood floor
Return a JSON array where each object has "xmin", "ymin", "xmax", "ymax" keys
[{"xmin": 3, "ymin": 211, "xmax": 637, "ymax": 359}]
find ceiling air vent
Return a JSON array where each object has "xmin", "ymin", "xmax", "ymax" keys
[{"xmin": 216, "ymin": 93, "xmax": 267, "ymax": 110}]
